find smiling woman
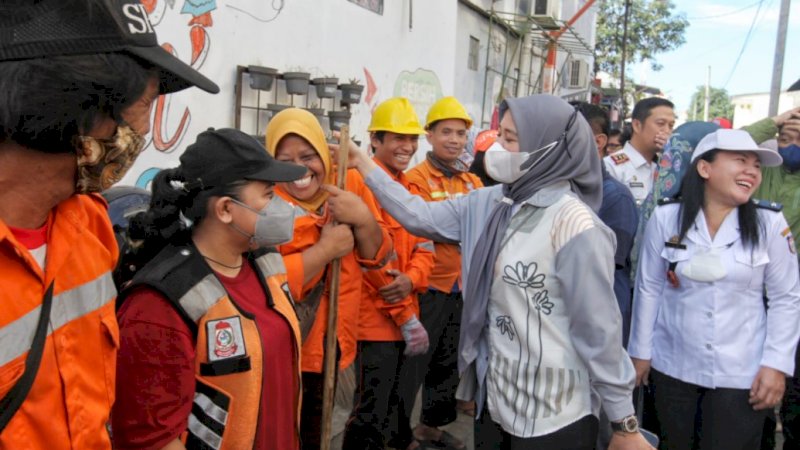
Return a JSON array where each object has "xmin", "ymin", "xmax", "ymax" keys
[
  {"xmin": 629, "ymin": 129, "xmax": 800, "ymax": 450},
  {"xmin": 264, "ymin": 107, "xmax": 392, "ymax": 450}
]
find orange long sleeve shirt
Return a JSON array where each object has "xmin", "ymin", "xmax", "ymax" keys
[
  {"xmin": 278, "ymin": 169, "xmax": 393, "ymax": 372},
  {"xmin": 357, "ymin": 159, "xmax": 436, "ymax": 341},
  {"xmin": 405, "ymin": 159, "xmax": 483, "ymax": 292}
]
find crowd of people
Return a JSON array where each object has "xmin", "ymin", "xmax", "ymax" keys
[{"xmin": 3, "ymin": 1, "xmax": 800, "ymax": 450}]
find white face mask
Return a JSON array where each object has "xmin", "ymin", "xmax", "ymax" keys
[{"xmin": 483, "ymin": 140, "xmax": 560, "ymax": 184}]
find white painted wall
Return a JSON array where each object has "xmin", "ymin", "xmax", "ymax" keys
[
  {"xmin": 122, "ymin": 0, "xmax": 457, "ymax": 188},
  {"xmin": 732, "ymin": 91, "xmax": 800, "ymax": 128}
]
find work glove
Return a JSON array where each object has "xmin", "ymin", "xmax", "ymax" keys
[{"xmin": 400, "ymin": 315, "xmax": 429, "ymax": 356}]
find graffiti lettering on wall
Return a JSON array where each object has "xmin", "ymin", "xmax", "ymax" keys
[
  {"xmin": 393, "ymin": 69, "xmax": 443, "ymax": 127},
  {"xmin": 134, "ymin": 0, "xmax": 217, "ymax": 187}
]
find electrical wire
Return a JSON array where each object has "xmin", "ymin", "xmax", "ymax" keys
[
  {"xmin": 686, "ymin": 0, "xmax": 762, "ymax": 20},
  {"xmin": 722, "ymin": 0, "xmax": 767, "ymax": 88}
]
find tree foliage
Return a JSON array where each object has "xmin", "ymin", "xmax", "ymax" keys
[
  {"xmin": 595, "ymin": 0, "xmax": 689, "ymax": 77},
  {"xmin": 688, "ymin": 86, "xmax": 735, "ymax": 121}
]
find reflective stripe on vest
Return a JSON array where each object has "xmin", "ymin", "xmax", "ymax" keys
[
  {"xmin": 0, "ymin": 271, "xmax": 115, "ymax": 366},
  {"xmin": 253, "ymin": 252, "xmax": 285, "ymax": 281},
  {"xmin": 179, "ymin": 274, "xmax": 226, "ymax": 322},
  {"xmin": 414, "ymin": 241, "xmax": 435, "ymax": 252},
  {"xmin": 188, "ymin": 414, "xmax": 222, "ymax": 450}
]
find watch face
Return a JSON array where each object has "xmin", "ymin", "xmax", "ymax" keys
[{"xmin": 623, "ymin": 415, "xmax": 639, "ymax": 432}]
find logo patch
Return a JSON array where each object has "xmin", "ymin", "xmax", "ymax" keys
[
  {"xmin": 782, "ymin": 227, "xmax": 796, "ymax": 255},
  {"xmin": 207, "ymin": 317, "xmax": 246, "ymax": 362},
  {"xmin": 610, "ymin": 152, "xmax": 629, "ymax": 165}
]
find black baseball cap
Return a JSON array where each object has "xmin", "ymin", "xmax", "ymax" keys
[
  {"xmin": 181, "ymin": 128, "xmax": 308, "ymax": 190},
  {"xmin": 0, "ymin": 0, "xmax": 219, "ymax": 94}
]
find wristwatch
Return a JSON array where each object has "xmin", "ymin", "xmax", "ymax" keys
[{"xmin": 611, "ymin": 415, "xmax": 639, "ymax": 433}]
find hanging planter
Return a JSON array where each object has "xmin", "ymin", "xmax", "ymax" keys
[
  {"xmin": 283, "ymin": 71, "xmax": 311, "ymax": 95},
  {"xmin": 247, "ymin": 65, "xmax": 277, "ymax": 91},
  {"xmin": 267, "ymin": 103, "xmax": 291, "ymax": 115},
  {"xmin": 328, "ymin": 110, "xmax": 351, "ymax": 132},
  {"xmin": 305, "ymin": 107, "xmax": 326, "ymax": 125},
  {"xmin": 340, "ymin": 78, "xmax": 364, "ymax": 104},
  {"xmin": 312, "ymin": 77, "xmax": 339, "ymax": 98}
]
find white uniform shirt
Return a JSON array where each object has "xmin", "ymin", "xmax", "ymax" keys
[
  {"xmin": 629, "ymin": 202, "xmax": 800, "ymax": 389},
  {"xmin": 603, "ymin": 143, "xmax": 657, "ymax": 206}
]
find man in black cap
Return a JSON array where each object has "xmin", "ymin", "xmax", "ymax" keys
[{"xmin": 0, "ymin": 1, "xmax": 217, "ymax": 447}]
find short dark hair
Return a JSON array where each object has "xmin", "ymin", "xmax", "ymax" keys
[
  {"xmin": 631, "ymin": 97, "xmax": 674, "ymax": 124},
  {"xmin": 571, "ymin": 101, "xmax": 610, "ymax": 136},
  {"xmin": 608, "ymin": 129, "xmax": 622, "ymax": 139},
  {"xmin": 0, "ymin": 53, "xmax": 152, "ymax": 154}
]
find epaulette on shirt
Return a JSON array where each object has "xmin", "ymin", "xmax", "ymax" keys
[
  {"xmin": 610, "ymin": 152, "xmax": 629, "ymax": 165},
  {"xmin": 752, "ymin": 198, "xmax": 783, "ymax": 212},
  {"xmin": 657, "ymin": 197, "xmax": 681, "ymax": 206}
]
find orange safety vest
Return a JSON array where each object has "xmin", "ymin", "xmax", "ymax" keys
[
  {"xmin": 0, "ymin": 194, "xmax": 119, "ymax": 450},
  {"xmin": 278, "ymin": 169, "xmax": 393, "ymax": 373},
  {"xmin": 120, "ymin": 244, "xmax": 302, "ymax": 450},
  {"xmin": 406, "ymin": 159, "xmax": 483, "ymax": 292}
]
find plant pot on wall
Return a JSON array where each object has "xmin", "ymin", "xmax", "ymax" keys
[
  {"xmin": 340, "ymin": 82, "xmax": 364, "ymax": 104},
  {"xmin": 328, "ymin": 110, "xmax": 351, "ymax": 132},
  {"xmin": 267, "ymin": 103, "xmax": 291, "ymax": 116},
  {"xmin": 312, "ymin": 77, "xmax": 339, "ymax": 98},
  {"xmin": 248, "ymin": 66, "xmax": 277, "ymax": 91},
  {"xmin": 305, "ymin": 108, "xmax": 326, "ymax": 125},
  {"xmin": 283, "ymin": 72, "xmax": 310, "ymax": 95}
]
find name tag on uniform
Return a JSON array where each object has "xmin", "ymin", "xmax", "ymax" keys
[
  {"xmin": 629, "ymin": 181, "xmax": 645, "ymax": 188},
  {"xmin": 664, "ymin": 241, "xmax": 687, "ymax": 250},
  {"xmin": 207, "ymin": 316, "xmax": 247, "ymax": 362}
]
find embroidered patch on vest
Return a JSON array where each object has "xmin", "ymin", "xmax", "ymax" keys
[
  {"xmin": 207, "ymin": 316, "xmax": 247, "ymax": 362},
  {"xmin": 610, "ymin": 152, "xmax": 629, "ymax": 165}
]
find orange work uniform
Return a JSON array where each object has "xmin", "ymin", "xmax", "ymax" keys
[
  {"xmin": 405, "ymin": 159, "xmax": 483, "ymax": 291},
  {"xmin": 278, "ymin": 169, "xmax": 393, "ymax": 372},
  {"xmin": 0, "ymin": 194, "xmax": 119, "ymax": 449},
  {"xmin": 357, "ymin": 159, "xmax": 435, "ymax": 341}
]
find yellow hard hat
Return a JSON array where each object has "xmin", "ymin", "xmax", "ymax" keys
[
  {"xmin": 367, "ymin": 97, "xmax": 425, "ymax": 135},
  {"xmin": 425, "ymin": 96, "xmax": 473, "ymax": 129}
]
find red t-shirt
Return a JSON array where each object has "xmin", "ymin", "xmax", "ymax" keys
[{"xmin": 112, "ymin": 260, "xmax": 298, "ymax": 450}]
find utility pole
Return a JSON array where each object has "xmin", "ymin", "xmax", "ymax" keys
[
  {"xmin": 768, "ymin": 0, "xmax": 791, "ymax": 117},
  {"xmin": 619, "ymin": 0, "xmax": 631, "ymax": 122},
  {"xmin": 703, "ymin": 66, "xmax": 711, "ymax": 121}
]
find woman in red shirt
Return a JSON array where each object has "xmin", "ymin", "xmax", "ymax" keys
[{"xmin": 112, "ymin": 128, "xmax": 307, "ymax": 450}]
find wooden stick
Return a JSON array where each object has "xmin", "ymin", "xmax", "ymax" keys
[{"xmin": 319, "ymin": 125, "xmax": 350, "ymax": 450}]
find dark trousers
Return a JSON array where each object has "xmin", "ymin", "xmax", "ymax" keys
[
  {"xmin": 300, "ymin": 372, "xmax": 326, "ymax": 450},
  {"xmin": 389, "ymin": 290, "xmax": 462, "ymax": 449},
  {"xmin": 342, "ymin": 341, "xmax": 404, "ymax": 450},
  {"xmin": 781, "ymin": 376, "xmax": 800, "ymax": 450},
  {"xmin": 650, "ymin": 369, "xmax": 767, "ymax": 450},
  {"xmin": 475, "ymin": 410, "xmax": 598, "ymax": 450},
  {"xmin": 300, "ymin": 345, "xmax": 340, "ymax": 450}
]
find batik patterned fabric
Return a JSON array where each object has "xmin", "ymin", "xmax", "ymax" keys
[{"xmin": 631, "ymin": 122, "xmax": 720, "ymax": 279}]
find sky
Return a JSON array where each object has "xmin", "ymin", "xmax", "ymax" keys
[{"xmin": 630, "ymin": 0, "xmax": 800, "ymax": 116}]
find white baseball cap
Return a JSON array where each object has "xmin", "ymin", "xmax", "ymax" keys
[{"xmin": 691, "ymin": 129, "xmax": 782, "ymax": 167}]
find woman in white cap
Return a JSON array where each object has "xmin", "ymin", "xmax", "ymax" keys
[{"xmin": 629, "ymin": 129, "xmax": 800, "ymax": 449}]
